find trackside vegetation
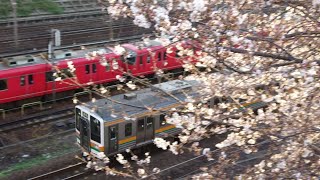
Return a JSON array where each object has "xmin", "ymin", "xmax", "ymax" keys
[{"xmin": 0, "ymin": 0, "xmax": 63, "ymax": 18}]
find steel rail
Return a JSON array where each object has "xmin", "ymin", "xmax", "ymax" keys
[
  {"xmin": 27, "ymin": 162, "xmax": 87, "ymax": 180},
  {"xmin": 0, "ymin": 24, "xmax": 138, "ymax": 44},
  {"xmin": 0, "ymin": 108, "xmax": 73, "ymax": 133},
  {"xmin": 0, "ymin": 34, "xmax": 149, "ymax": 58}
]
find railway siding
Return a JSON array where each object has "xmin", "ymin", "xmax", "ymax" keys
[{"xmin": 0, "ymin": 1, "xmax": 152, "ymax": 54}]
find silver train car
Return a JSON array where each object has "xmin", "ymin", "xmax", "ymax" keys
[{"xmin": 75, "ymin": 80, "xmax": 200, "ymax": 158}]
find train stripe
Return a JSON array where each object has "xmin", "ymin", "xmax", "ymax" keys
[
  {"xmin": 119, "ymin": 136, "xmax": 137, "ymax": 145},
  {"xmin": 105, "ymin": 119, "xmax": 125, "ymax": 126},
  {"xmin": 90, "ymin": 142, "xmax": 104, "ymax": 151},
  {"xmin": 155, "ymin": 124, "xmax": 176, "ymax": 133}
]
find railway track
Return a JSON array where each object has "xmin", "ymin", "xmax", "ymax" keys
[
  {"xmin": 0, "ymin": 8, "xmax": 152, "ymax": 54},
  {"xmin": 0, "ymin": 31, "xmax": 151, "ymax": 58},
  {"xmin": 28, "ymin": 162, "xmax": 90, "ymax": 180},
  {"xmin": 0, "ymin": 108, "xmax": 74, "ymax": 133}
]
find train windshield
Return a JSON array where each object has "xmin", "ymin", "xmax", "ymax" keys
[{"xmin": 90, "ymin": 116, "xmax": 101, "ymax": 143}]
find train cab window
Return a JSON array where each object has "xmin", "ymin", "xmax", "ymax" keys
[
  {"xmin": 20, "ymin": 76, "xmax": 25, "ymax": 86},
  {"xmin": 147, "ymin": 56, "xmax": 151, "ymax": 63},
  {"xmin": 28, "ymin": 75, "xmax": 34, "ymax": 84},
  {"xmin": 160, "ymin": 114, "xmax": 166, "ymax": 126},
  {"xmin": 158, "ymin": 53, "xmax": 161, "ymax": 61},
  {"xmin": 46, "ymin": 71, "xmax": 54, "ymax": 82},
  {"xmin": 85, "ymin": 64, "xmax": 90, "ymax": 74},
  {"xmin": 92, "ymin": 64, "xmax": 97, "ymax": 73},
  {"xmin": 0, "ymin": 79, "xmax": 7, "ymax": 90},
  {"xmin": 125, "ymin": 123, "xmax": 132, "ymax": 137},
  {"xmin": 139, "ymin": 56, "xmax": 143, "ymax": 65},
  {"xmin": 75, "ymin": 108, "xmax": 80, "ymax": 131},
  {"xmin": 90, "ymin": 116, "xmax": 101, "ymax": 143}
]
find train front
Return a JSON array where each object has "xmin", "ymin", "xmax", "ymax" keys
[{"xmin": 75, "ymin": 105, "xmax": 104, "ymax": 158}]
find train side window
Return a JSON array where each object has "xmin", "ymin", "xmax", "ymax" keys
[
  {"xmin": 92, "ymin": 64, "xmax": 97, "ymax": 73},
  {"xmin": 176, "ymin": 50, "xmax": 181, "ymax": 57},
  {"xmin": 147, "ymin": 56, "xmax": 151, "ymax": 63},
  {"xmin": 164, "ymin": 52, "xmax": 167, "ymax": 60},
  {"xmin": 110, "ymin": 127, "xmax": 116, "ymax": 139},
  {"xmin": 125, "ymin": 123, "xmax": 132, "ymax": 137},
  {"xmin": 20, "ymin": 76, "xmax": 25, "ymax": 86},
  {"xmin": 46, "ymin": 71, "xmax": 54, "ymax": 82},
  {"xmin": 85, "ymin": 64, "xmax": 90, "ymax": 74},
  {"xmin": 158, "ymin": 53, "xmax": 161, "ymax": 61},
  {"xmin": 125, "ymin": 55, "xmax": 136, "ymax": 65},
  {"xmin": 90, "ymin": 116, "xmax": 101, "ymax": 143},
  {"xmin": 139, "ymin": 56, "xmax": 143, "ymax": 65},
  {"xmin": 75, "ymin": 108, "xmax": 81, "ymax": 131},
  {"xmin": 0, "ymin": 79, "xmax": 7, "ymax": 90},
  {"xmin": 105, "ymin": 64, "xmax": 110, "ymax": 72},
  {"xmin": 61, "ymin": 69, "xmax": 73, "ymax": 78},
  {"xmin": 160, "ymin": 114, "xmax": 166, "ymax": 126},
  {"xmin": 28, "ymin": 75, "xmax": 34, "ymax": 84}
]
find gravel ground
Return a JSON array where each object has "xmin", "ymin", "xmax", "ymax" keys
[{"xmin": 0, "ymin": 132, "xmax": 80, "ymax": 180}]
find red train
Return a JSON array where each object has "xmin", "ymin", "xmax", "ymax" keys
[{"xmin": 0, "ymin": 39, "xmax": 197, "ymax": 109}]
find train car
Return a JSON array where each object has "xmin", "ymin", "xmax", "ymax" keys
[
  {"xmin": 0, "ymin": 47, "xmax": 122, "ymax": 108},
  {"xmin": 0, "ymin": 38, "xmax": 199, "ymax": 109},
  {"xmin": 121, "ymin": 39, "xmax": 199, "ymax": 77},
  {"xmin": 75, "ymin": 79, "xmax": 201, "ymax": 157}
]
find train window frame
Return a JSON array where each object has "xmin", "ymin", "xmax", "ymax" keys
[
  {"xmin": 75, "ymin": 108, "xmax": 81, "ymax": 131},
  {"xmin": 28, "ymin": 74, "xmax": 34, "ymax": 85},
  {"xmin": 61, "ymin": 69, "xmax": 73, "ymax": 78},
  {"xmin": 92, "ymin": 64, "xmax": 97, "ymax": 73},
  {"xmin": 105, "ymin": 64, "xmax": 110, "ymax": 72},
  {"xmin": 137, "ymin": 118, "xmax": 144, "ymax": 131},
  {"xmin": 175, "ymin": 50, "xmax": 181, "ymax": 57},
  {"xmin": 158, "ymin": 53, "xmax": 161, "ymax": 61},
  {"xmin": 0, "ymin": 79, "xmax": 7, "ymax": 91},
  {"xmin": 85, "ymin": 64, "xmax": 90, "ymax": 74},
  {"xmin": 20, "ymin": 76, "xmax": 25, "ymax": 86},
  {"xmin": 45, "ymin": 71, "xmax": 54, "ymax": 82},
  {"xmin": 159, "ymin": 114, "xmax": 166, "ymax": 126},
  {"xmin": 125, "ymin": 55, "xmax": 136, "ymax": 65},
  {"xmin": 90, "ymin": 116, "xmax": 101, "ymax": 143},
  {"xmin": 125, "ymin": 123, "xmax": 132, "ymax": 137},
  {"xmin": 110, "ymin": 127, "xmax": 116, "ymax": 139}
]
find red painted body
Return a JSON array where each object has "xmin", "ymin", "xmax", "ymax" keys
[{"xmin": 0, "ymin": 40, "xmax": 197, "ymax": 105}]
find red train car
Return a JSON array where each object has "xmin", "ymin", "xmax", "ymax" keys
[{"xmin": 0, "ymin": 38, "xmax": 198, "ymax": 109}]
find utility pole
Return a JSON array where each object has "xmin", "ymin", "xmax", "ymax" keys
[
  {"xmin": 109, "ymin": 15, "xmax": 114, "ymax": 40},
  {"xmin": 10, "ymin": 0, "xmax": 18, "ymax": 49}
]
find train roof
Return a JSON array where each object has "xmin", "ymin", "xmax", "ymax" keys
[
  {"xmin": 80, "ymin": 80, "xmax": 201, "ymax": 122},
  {"xmin": 0, "ymin": 47, "xmax": 113, "ymax": 71}
]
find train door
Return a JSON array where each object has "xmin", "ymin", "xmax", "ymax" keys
[
  {"xmin": 26, "ymin": 74, "xmax": 35, "ymax": 95},
  {"xmin": 136, "ymin": 117, "xmax": 154, "ymax": 144},
  {"xmin": 145, "ymin": 116, "xmax": 155, "ymax": 141},
  {"xmin": 80, "ymin": 117, "xmax": 90, "ymax": 152},
  {"xmin": 91, "ymin": 63, "xmax": 99, "ymax": 83},
  {"xmin": 108, "ymin": 125, "xmax": 118, "ymax": 154}
]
